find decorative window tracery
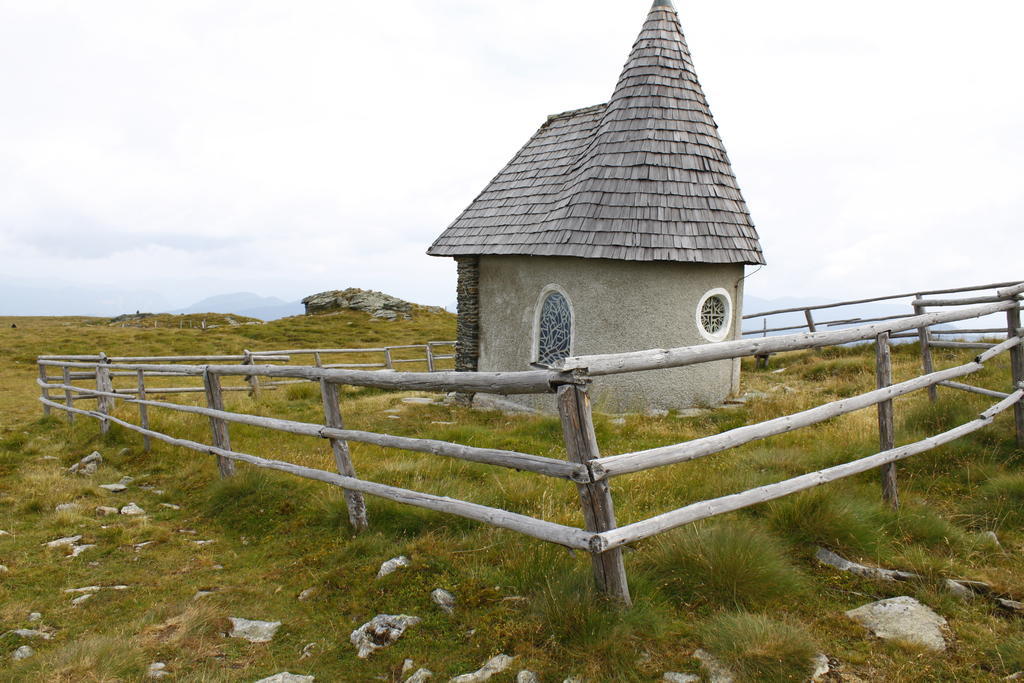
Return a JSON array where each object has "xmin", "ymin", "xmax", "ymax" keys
[
  {"xmin": 695, "ymin": 288, "xmax": 733, "ymax": 342},
  {"xmin": 701, "ymin": 295, "xmax": 727, "ymax": 335},
  {"xmin": 537, "ymin": 290, "xmax": 572, "ymax": 365}
]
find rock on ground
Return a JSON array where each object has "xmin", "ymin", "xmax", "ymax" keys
[
  {"xmin": 516, "ymin": 672, "xmax": 540, "ymax": 683},
  {"xmin": 55, "ymin": 502, "xmax": 79, "ymax": 512},
  {"xmin": 147, "ymin": 662, "xmax": 170, "ymax": 678},
  {"xmin": 349, "ymin": 614, "xmax": 421, "ymax": 659},
  {"xmin": 405, "ymin": 670, "xmax": 433, "ymax": 683},
  {"xmin": 68, "ymin": 451, "xmax": 102, "ymax": 475},
  {"xmin": 95, "ymin": 506, "xmax": 119, "ymax": 516},
  {"xmin": 431, "ymin": 588, "xmax": 456, "ymax": 614},
  {"xmin": 297, "ymin": 587, "xmax": 316, "ymax": 601},
  {"xmin": 253, "ymin": 674, "xmax": 315, "ymax": 683},
  {"xmin": 301, "ymin": 288, "xmax": 435, "ymax": 320},
  {"xmin": 44, "ymin": 535, "xmax": 82, "ymax": 548},
  {"xmin": 377, "ymin": 555, "xmax": 411, "ymax": 578},
  {"xmin": 693, "ymin": 650, "xmax": 735, "ymax": 683},
  {"xmin": 846, "ymin": 596, "xmax": 947, "ymax": 651},
  {"xmin": 0, "ymin": 565, "xmax": 7, "ymax": 573},
  {"xmin": 663, "ymin": 674, "xmax": 700, "ymax": 683},
  {"xmin": 12, "ymin": 645, "xmax": 35, "ymax": 660},
  {"xmin": 228, "ymin": 617, "xmax": 282, "ymax": 643},
  {"xmin": 120, "ymin": 502, "xmax": 145, "ymax": 516},
  {"xmin": 449, "ymin": 654, "xmax": 516, "ymax": 683},
  {"xmin": 99, "ymin": 483, "xmax": 127, "ymax": 492}
]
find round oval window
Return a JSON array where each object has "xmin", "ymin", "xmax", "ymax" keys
[{"xmin": 696, "ymin": 288, "xmax": 732, "ymax": 342}]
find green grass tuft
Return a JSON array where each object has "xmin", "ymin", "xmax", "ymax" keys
[
  {"xmin": 699, "ymin": 612, "xmax": 818, "ymax": 682},
  {"xmin": 643, "ymin": 520, "xmax": 807, "ymax": 609}
]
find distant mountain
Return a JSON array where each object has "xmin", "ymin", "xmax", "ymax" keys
[{"xmin": 167, "ymin": 293, "xmax": 303, "ymax": 321}]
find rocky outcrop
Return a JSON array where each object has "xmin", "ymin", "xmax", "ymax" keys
[{"xmin": 301, "ymin": 288, "xmax": 441, "ymax": 320}]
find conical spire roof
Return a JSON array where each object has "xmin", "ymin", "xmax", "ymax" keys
[{"xmin": 428, "ymin": 2, "xmax": 764, "ymax": 265}]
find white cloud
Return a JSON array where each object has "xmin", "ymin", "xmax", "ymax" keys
[{"xmin": 0, "ymin": 0, "xmax": 1021, "ymax": 313}]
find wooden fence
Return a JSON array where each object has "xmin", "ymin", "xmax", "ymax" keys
[{"xmin": 35, "ymin": 283, "xmax": 1024, "ymax": 607}]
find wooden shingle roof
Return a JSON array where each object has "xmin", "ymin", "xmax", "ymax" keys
[{"xmin": 427, "ymin": 0, "xmax": 765, "ymax": 265}]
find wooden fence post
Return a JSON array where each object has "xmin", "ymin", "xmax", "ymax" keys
[
  {"xmin": 202, "ymin": 369, "xmax": 236, "ymax": 478},
  {"xmin": 557, "ymin": 384, "xmax": 631, "ymax": 606},
  {"xmin": 242, "ymin": 350, "xmax": 260, "ymax": 398},
  {"xmin": 137, "ymin": 370, "xmax": 151, "ymax": 452},
  {"xmin": 1007, "ymin": 305, "xmax": 1024, "ymax": 446},
  {"xmin": 38, "ymin": 363, "xmax": 52, "ymax": 417},
  {"xmin": 320, "ymin": 379, "xmax": 368, "ymax": 531},
  {"xmin": 913, "ymin": 299, "xmax": 938, "ymax": 402},
  {"xmin": 804, "ymin": 309, "xmax": 817, "ymax": 333},
  {"xmin": 313, "ymin": 352, "xmax": 323, "ymax": 368},
  {"xmin": 425, "ymin": 345, "xmax": 435, "ymax": 373},
  {"xmin": 383, "ymin": 348, "xmax": 394, "ymax": 370},
  {"xmin": 62, "ymin": 366, "xmax": 75, "ymax": 424},
  {"xmin": 875, "ymin": 332, "xmax": 898, "ymax": 509},
  {"xmin": 96, "ymin": 353, "xmax": 114, "ymax": 435}
]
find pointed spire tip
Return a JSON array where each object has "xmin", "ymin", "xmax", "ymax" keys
[{"xmin": 652, "ymin": 0, "xmax": 674, "ymax": 8}]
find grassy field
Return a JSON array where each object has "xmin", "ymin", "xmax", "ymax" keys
[{"xmin": 0, "ymin": 311, "xmax": 1021, "ymax": 681}]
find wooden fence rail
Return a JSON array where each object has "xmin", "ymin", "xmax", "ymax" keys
[{"xmin": 35, "ymin": 286, "xmax": 1024, "ymax": 606}]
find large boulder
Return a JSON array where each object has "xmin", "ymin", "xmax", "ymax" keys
[{"xmin": 301, "ymin": 288, "xmax": 438, "ymax": 320}]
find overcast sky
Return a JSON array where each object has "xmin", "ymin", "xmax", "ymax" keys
[{"xmin": 1, "ymin": 0, "xmax": 1021, "ymax": 315}]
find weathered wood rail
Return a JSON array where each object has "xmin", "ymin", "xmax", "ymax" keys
[{"xmin": 35, "ymin": 282, "xmax": 1024, "ymax": 606}]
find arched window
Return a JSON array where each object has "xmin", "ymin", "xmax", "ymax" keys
[{"xmin": 536, "ymin": 288, "xmax": 573, "ymax": 365}]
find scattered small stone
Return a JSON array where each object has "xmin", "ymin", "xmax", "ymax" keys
[
  {"xmin": 376, "ymin": 555, "xmax": 411, "ymax": 578},
  {"xmin": 662, "ymin": 674, "xmax": 699, "ymax": 683},
  {"xmin": 65, "ymin": 586, "xmax": 102, "ymax": 593},
  {"xmin": 386, "ymin": 415, "xmax": 402, "ymax": 420},
  {"xmin": 95, "ymin": 506, "xmax": 119, "ymax": 516},
  {"xmin": 253, "ymin": 674, "xmax": 314, "ymax": 683},
  {"xmin": 212, "ymin": 564, "xmax": 224, "ymax": 570},
  {"xmin": 846, "ymin": 596, "xmax": 947, "ymax": 651},
  {"xmin": 67, "ymin": 543, "xmax": 96, "ymax": 558},
  {"xmin": 0, "ymin": 565, "xmax": 8, "ymax": 573},
  {"xmin": 99, "ymin": 483, "xmax": 128, "ymax": 493},
  {"xmin": 450, "ymin": 654, "xmax": 516, "ymax": 683},
  {"xmin": 193, "ymin": 539, "xmax": 216, "ymax": 546},
  {"xmin": 677, "ymin": 408, "xmax": 709, "ymax": 418},
  {"xmin": 228, "ymin": 617, "xmax": 281, "ymax": 643},
  {"xmin": 693, "ymin": 649, "xmax": 735, "ymax": 683},
  {"xmin": 119, "ymin": 476, "xmax": 134, "ymax": 485},
  {"xmin": 999, "ymin": 598, "xmax": 1024, "ymax": 615},
  {"xmin": 297, "ymin": 587, "xmax": 316, "ymax": 601},
  {"xmin": 405, "ymin": 670, "xmax": 432, "ymax": 683},
  {"xmin": 811, "ymin": 654, "xmax": 832, "ymax": 681},
  {"xmin": 771, "ymin": 367, "xmax": 788, "ymax": 374},
  {"xmin": 11, "ymin": 645, "xmax": 35, "ymax": 661},
  {"xmin": 44, "ymin": 534, "xmax": 82, "ymax": 548},
  {"xmin": 71, "ymin": 593, "xmax": 94, "ymax": 606},
  {"xmin": 55, "ymin": 502, "xmax": 79, "ymax": 512},
  {"xmin": 1005, "ymin": 673, "xmax": 1024, "ymax": 680},
  {"xmin": 299, "ymin": 642, "xmax": 317, "ymax": 660},
  {"xmin": 6, "ymin": 629, "xmax": 51, "ymax": 640},
  {"xmin": 147, "ymin": 662, "xmax": 170, "ymax": 679},
  {"xmin": 431, "ymin": 588, "xmax": 456, "ymax": 614},
  {"xmin": 431, "ymin": 421, "xmax": 456, "ymax": 425},
  {"xmin": 159, "ymin": 503, "xmax": 181, "ymax": 510},
  {"xmin": 0, "ymin": 529, "xmax": 9, "ymax": 536},
  {"xmin": 40, "ymin": 455, "xmax": 59, "ymax": 461},
  {"xmin": 134, "ymin": 541, "xmax": 154, "ymax": 551},
  {"xmin": 984, "ymin": 530, "xmax": 1002, "ymax": 549},
  {"xmin": 610, "ymin": 417, "xmax": 626, "ymax": 426},
  {"xmin": 28, "ymin": 613, "xmax": 41, "ymax": 622},
  {"xmin": 743, "ymin": 391, "xmax": 769, "ymax": 400},
  {"xmin": 402, "ymin": 397, "xmax": 436, "ymax": 405},
  {"xmin": 401, "ymin": 659, "xmax": 415, "ymax": 676},
  {"xmin": 349, "ymin": 614, "xmax": 420, "ymax": 658},
  {"xmin": 68, "ymin": 451, "xmax": 102, "ymax": 475},
  {"xmin": 517, "ymin": 672, "xmax": 541, "ymax": 683},
  {"xmin": 177, "ymin": 528, "xmax": 197, "ymax": 534},
  {"xmin": 120, "ymin": 502, "xmax": 145, "ymax": 516}
]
